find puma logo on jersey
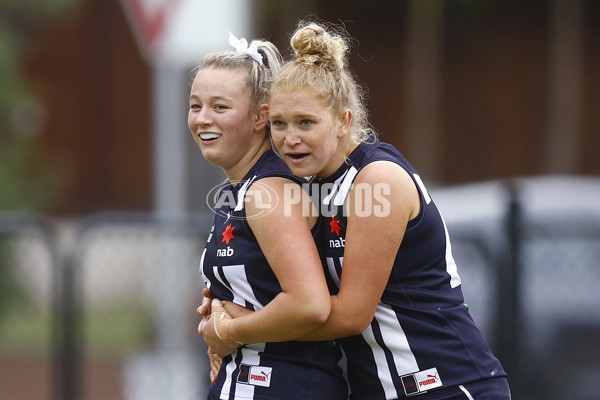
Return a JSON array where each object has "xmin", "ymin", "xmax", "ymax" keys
[
  {"xmin": 251, "ymin": 370, "xmax": 271, "ymax": 382},
  {"xmin": 415, "ymin": 368, "xmax": 442, "ymax": 390},
  {"xmin": 420, "ymin": 371, "xmax": 439, "ymax": 387},
  {"xmin": 401, "ymin": 367, "xmax": 442, "ymax": 395},
  {"xmin": 216, "ymin": 246, "xmax": 234, "ymax": 257},
  {"xmin": 237, "ymin": 364, "xmax": 272, "ymax": 387}
]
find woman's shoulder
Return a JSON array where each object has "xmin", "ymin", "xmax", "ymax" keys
[
  {"xmin": 253, "ymin": 149, "xmax": 307, "ymax": 184},
  {"xmin": 352, "ymin": 138, "xmax": 408, "ymax": 167}
]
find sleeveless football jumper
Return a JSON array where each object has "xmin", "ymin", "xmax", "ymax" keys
[
  {"xmin": 200, "ymin": 149, "xmax": 347, "ymax": 400},
  {"xmin": 314, "ymin": 134, "xmax": 508, "ymax": 399}
]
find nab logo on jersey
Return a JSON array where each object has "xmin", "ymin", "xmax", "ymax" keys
[
  {"xmin": 329, "ymin": 237, "xmax": 345, "ymax": 248},
  {"xmin": 329, "ymin": 216, "xmax": 345, "ymax": 248},
  {"xmin": 216, "ymin": 246, "xmax": 234, "ymax": 257}
]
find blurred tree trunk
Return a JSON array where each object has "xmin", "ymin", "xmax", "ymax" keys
[
  {"xmin": 405, "ymin": 0, "xmax": 443, "ymax": 182},
  {"xmin": 543, "ymin": 0, "xmax": 584, "ymax": 173}
]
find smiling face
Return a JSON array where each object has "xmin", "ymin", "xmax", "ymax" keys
[
  {"xmin": 188, "ymin": 68, "xmax": 267, "ymax": 177},
  {"xmin": 270, "ymin": 88, "xmax": 353, "ymax": 178}
]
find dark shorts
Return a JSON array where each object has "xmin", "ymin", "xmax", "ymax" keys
[{"xmin": 409, "ymin": 377, "xmax": 511, "ymax": 400}]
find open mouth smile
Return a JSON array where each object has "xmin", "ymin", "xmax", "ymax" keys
[{"xmin": 199, "ymin": 133, "xmax": 221, "ymax": 142}]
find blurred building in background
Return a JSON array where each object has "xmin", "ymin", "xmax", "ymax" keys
[{"xmin": 6, "ymin": 0, "xmax": 598, "ymax": 216}]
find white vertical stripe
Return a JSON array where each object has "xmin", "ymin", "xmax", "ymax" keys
[
  {"xmin": 413, "ymin": 171, "xmax": 461, "ymax": 288},
  {"xmin": 363, "ymin": 324, "xmax": 397, "ymax": 400},
  {"xmin": 234, "ymin": 176, "xmax": 256, "ymax": 211},
  {"xmin": 459, "ymin": 384, "xmax": 475, "ymax": 400},
  {"xmin": 413, "ymin": 174, "xmax": 431, "ymax": 204},
  {"xmin": 200, "ymin": 248, "xmax": 209, "ymax": 287},
  {"xmin": 220, "ymin": 353, "xmax": 238, "ymax": 398},
  {"xmin": 218, "ymin": 345, "xmax": 267, "ymax": 399},
  {"xmin": 217, "ymin": 264, "xmax": 264, "ymax": 311},
  {"xmin": 323, "ymin": 170, "xmax": 349, "ymax": 205},
  {"xmin": 362, "ymin": 304, "xmax": 420, "ymax": 399},
  {"xmin": 333, "ymin": 167, "xmax": 358, "ymax": 206},
  {"xmin": 441, "ymin": 217, "xmax": 461, "ymax": 288},
  {"xmin": 233, "ymin": 346, "xmax": 264, "ymax": 398},
  {"xmin": 376, "ymin": 303, "xmax": 420, "ymax": 380},
  {"xmin": 238, "ymin": 345, "xmax": 266, "ymax": 398},
  {"xmin": 326, "ymin": 257, "xmax": 342, "ymax": 287},
  {"xmin": 212, "ymin": 266, "xmax": 232, "ymax": 293}
]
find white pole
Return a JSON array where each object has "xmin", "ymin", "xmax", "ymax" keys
[{"xmin": 152, "ymin": 62, "xmax": 190, "ymax": 352}]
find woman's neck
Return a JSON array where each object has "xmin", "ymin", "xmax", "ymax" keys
[
  {"xmin": 224, "ymin": 137, "xmax": 271, "ymax": 185},
  {"xmin": 318, "ymin": 136, "xmax": 361, "ymax": 179}
]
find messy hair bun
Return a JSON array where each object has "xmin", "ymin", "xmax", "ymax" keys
[
  {"xmin": 291, "ymin": 23, "xmax": 347, "ymax": 71},
  {"xmin": 271, "ymin": 21, "xmax": 372, "ymax": 143}
]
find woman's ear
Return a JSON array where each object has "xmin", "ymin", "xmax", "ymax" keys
[
  {"xmin": 254, "ymin": 104, "xmax": 270, "ymax": 131},
  {"xmin": 337, "ymin": 109, "xmax": 353, "ymax": 138}
]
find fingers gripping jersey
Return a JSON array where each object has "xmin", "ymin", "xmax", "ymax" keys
[
  {"xmin": 315, "ymin": 135, "xmax": 507, "ymax": 399},
  {"xmin": 200, "ymin": 150, "xmax": 347, "ymax": 400}
]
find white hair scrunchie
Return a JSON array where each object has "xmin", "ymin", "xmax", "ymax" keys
[{"xmin": 228, "ymin": 31, "xmax": 263, "ymax": 65}]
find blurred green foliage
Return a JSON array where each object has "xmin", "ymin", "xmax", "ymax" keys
[
  {"xmin": 0, "ymin": 0, "xmax": 77, "ymax": 352},
  {"xmin": 0, "ymin": 0, "xmax": 77, "ymax": 211},
  {"xmin": 0, "ymin": 238, "xmax": 31, "ymax": 336},
  {"xmin": 0, "ymin": 240, "xmax": 24, "ymax": 308}
]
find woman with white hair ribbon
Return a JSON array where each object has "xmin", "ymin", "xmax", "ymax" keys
[{"xmin": 191, "ymin": 32, "xmax": 347, "ymax": 400}]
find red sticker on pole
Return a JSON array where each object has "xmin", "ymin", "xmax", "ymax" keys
[{"xmin": 119, "ymin": 0, "xmax": 180, "ymax": 61}]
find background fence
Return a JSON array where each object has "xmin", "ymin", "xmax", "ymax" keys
[
  {"xmin": 1, "ymin": 178, "xmax": 600, "ymax": 400},
  {"xmin": 0, "ymin": 213, "xmax": 58, "ymax": 400}
]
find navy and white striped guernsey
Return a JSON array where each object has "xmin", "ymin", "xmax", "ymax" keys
[
  {"xmin": 315, "ymin": 134, "xmax": 508, "ymax": 399},
  {"xmin": 200, "ymin": 149, "xmax": 347, "ymax": 400}
]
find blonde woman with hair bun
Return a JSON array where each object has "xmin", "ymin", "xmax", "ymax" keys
[{"xmin": 268, "ymin": 20, "xmax": 511, "ymax": 400}]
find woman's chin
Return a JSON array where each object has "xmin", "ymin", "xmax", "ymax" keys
[{"xmin": 199, "ymin": 149, "xmax": 224, "ymax": 168}]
